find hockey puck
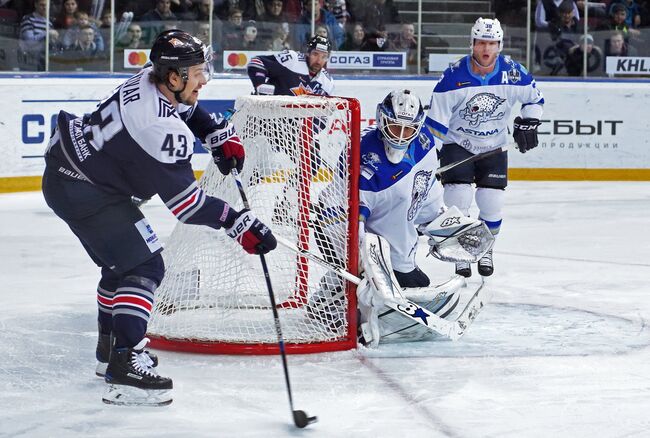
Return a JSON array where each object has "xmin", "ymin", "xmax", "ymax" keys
[{"xmin": 293, "ymin": 410, "xmax": 317, "ymax": 428}]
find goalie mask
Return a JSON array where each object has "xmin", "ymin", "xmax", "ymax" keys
[
  {"xmin": 376, "ymin": 90, "xmax": 425, "ymax": 164},
  {"xmin": 470, "ymin": 17, "xmax": 503, "ymax": 52}
]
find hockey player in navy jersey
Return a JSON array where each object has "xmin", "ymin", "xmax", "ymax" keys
[
  {"xmin": 41, "ymin": 30, "xmax": 277, "ymax": 406},
  {"xmin": 427, "ymin": 17, "xmax": 544, "ymax": 278},
  {"xmin": 246, "ymin": 35, "xmax": 334, "ymax": 96}
]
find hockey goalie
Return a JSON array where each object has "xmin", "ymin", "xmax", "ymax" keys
[{"xmin": 305, "ymin": 90, "xmax": 493, "ymax": 347}]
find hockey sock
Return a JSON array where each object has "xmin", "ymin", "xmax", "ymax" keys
[
  {"xmin": 112, "ymin": 275, "xmax": 156, "ymax": 348},
  {"xmin": 97, "ymin": 267, "xmax": 120, "ymax": 334}
]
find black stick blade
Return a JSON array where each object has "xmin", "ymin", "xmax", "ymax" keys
[{"xmin": 293, "ymin": 410, "xmax": 318, "ymax": 428}]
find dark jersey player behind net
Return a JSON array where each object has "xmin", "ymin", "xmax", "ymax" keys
[{"xmin": 246, "ymin": 35, "xmax": 334, "ymax": 96}]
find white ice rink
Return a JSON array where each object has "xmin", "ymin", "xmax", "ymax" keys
[{"xmin": 2, "ymin": 181, "xmax": 650, "ymax": 437}]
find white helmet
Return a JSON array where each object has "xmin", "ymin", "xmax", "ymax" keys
[
  {"xmin": 470, "ymin": 17, "xmax": 503, "ymax": 52},
  {"xmin": 376, "ymin": 89, "xmax": 425, "ymax": 164}
]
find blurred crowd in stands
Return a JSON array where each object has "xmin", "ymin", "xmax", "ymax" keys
[
  {"xmin": 498, "ymin": 0, "xmax": 650, "ymax": 75},
  {"xmin": 1, "ymin": 0, "xmax": 417, "ymax": 71},
  {"xmin": 1, "ymin": 0, "xmax": 649, "ymax": 75}
]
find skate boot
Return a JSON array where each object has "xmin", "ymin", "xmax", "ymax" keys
[
  {"xmin": 478, "ymin": 249, "xmax": 494, "ymax": 277},
  {"xmin": 95, "ymin": 333, "xmax": 158, "ymax": 377},
  {"xmin": 305, "ymin": 272, "xmax": 346, "ymax": 331},
  {"xmin": 455, "ymin": 261, "xmax": 471, "ymax": 278},
  {"xmin": 102, "ymin": 338, "xmax": 172, "ymax": 406}
]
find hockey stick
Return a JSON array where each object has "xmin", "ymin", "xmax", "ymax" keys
[
  {"xmin": 435, "ymin": 144, "xmax": 514, "ymax": 180},
  {"xmin": 231, "ymin": 169, "xmax": 317, "ymax": 429},
  {"xmin": 274, "ymin": 234, "xmax": 489, "ymax": 341}
]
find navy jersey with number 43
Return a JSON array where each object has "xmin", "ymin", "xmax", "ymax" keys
[
  {"xmin": 247, "ymin": 50, "xmax": 334, "ymax": 96},
  {"xmin": 45, "ymin": 66, "xmax": 234, "ymax": 230}
]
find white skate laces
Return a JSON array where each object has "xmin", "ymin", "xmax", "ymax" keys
[{"xmin": 132, "ymin": 338, "xmax": 157, "ymax": 377}]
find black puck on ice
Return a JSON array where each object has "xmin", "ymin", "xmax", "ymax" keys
[{"xmin": 293, "ymin": 410, "xmax": 317, "ymax": 428}]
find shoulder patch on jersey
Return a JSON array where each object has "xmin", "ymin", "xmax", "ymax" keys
[
  {"xmin": 507, "ymin": 68, "xmax": 521, "ymax": 84},
  {"xmin": 158, "ymin": 97, "xmax": 179, "ymax": 118},
  {"xmin": 362, "ymin": 151, "xmax": 382, "ymax": 171},
  {"xmin": 418, "ymin": 132, "xmax": 432, "ymax": 151}
]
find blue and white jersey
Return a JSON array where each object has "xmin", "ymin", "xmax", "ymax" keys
[
  {"xmin": 359, "ymin": 124, "xmax": 444, "ymax": 272},
  {"xmin": 427, "ymin": 54, "xmax": 544, "ymax": 154},
  {"xmin": 45, "ymin": 66, "xmax": 234, "ymax": 230},
  {"xmin": 247, "ymin": 50, "xmax": 334, "ymax": 96}
]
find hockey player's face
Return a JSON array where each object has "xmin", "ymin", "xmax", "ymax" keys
[
  {"xmin": 178, "ymin": 64, "xmax": 208, "ymax": 105},
  {"xmin": 307, "ymin": 50, "xmax": 328, "ymax": 75},
  {"xmin": 472, "ymin": 40, "xmax": 499, "ymax": 67}
]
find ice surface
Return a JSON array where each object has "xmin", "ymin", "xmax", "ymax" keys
[{"xmin": 1, "ymin": 182, "xmax": 650, "ymax": 437}]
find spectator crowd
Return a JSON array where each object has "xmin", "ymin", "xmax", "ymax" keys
[
  {"xmin": 1, "ymin": 0, "xmax": 649, "ymax": 74},
  {"xmin": 1, "ymin": 0, "xmax": 420, "ymax": 71},
  {"xmin": 531, "ymin": 0, "xmax": 650, "ymax": 75}
]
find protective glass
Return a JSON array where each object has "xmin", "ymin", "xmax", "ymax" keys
[{"xmin": 202, "ymin": 45, "xmax": 214, "ymax": 82}]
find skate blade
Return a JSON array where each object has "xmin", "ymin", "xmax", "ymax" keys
[
  {"xmin": 102, "ymin": 384, "xmax": 172, "ymax": 407},
  {"xmin": 95, "ymin": 362, "xmax": 107, "ymax": 378}
]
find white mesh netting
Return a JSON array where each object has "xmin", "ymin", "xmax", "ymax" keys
[{"xmin": 148, "ymin": 95, "xmax": 359, "ymax": 352}]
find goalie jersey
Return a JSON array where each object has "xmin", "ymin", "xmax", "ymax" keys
[
  {"xmin": 428, "ymin": 54, "xmax": 544, "ymax": 154},
  {"xmin": 359, "ymin": 124, "xmax": 444, "ymax": 273},
  {"xmin": 45, "ymin": 66, "xmax": 233, "ymax": 230},
  {"xmin": 247, "ymin": 50, "xmax": 334, "ymax": 96}
]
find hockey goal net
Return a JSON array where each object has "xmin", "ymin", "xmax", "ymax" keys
[{"xmin": 148, "ymin": 95, "xmax": 361, "ymax": 354}]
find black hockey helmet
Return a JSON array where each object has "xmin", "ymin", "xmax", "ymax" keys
[
  {"xmin": 150, "ymin": 29, "xmax": 213, "ymax": 83},
  {"xmin": 306, "ymin": 35, "xmax": 332, "ymax": 54}
]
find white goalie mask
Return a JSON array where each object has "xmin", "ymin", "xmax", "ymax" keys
[
  {"xmin": 376, "ymin": 90, "xmax": 425, "ymax": 164},
  {"xmin": 470, "ymin": 17, "xmax": 503, "ymax": 52}
]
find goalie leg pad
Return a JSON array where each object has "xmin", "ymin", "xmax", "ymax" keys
[{"xmin": 359, "ymin": 232, "xmax": 406, "ymax": 307}]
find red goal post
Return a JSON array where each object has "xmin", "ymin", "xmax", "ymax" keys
[{"xmin": 148, "ymin": 95, "xmax": 361, "ymax": 354}]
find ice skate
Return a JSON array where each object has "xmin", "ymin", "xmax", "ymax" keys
[
  {"xmin": 95, "ymin": 333, "xmax": 158, "ymax": 378},
  {"xmin": 305, "ymin": 272, "xmax": 346, "ymax": 331},
  {"xmin": 455, "ymin": 261, "xmax": 472, "ymax": 278},
  {"xmin": 102, "ymin": 338, "xmax": 172, "ymax": 406},
  {"xmin": 478, "ymin": 249, "xmax": 494, "ymax": 276}
]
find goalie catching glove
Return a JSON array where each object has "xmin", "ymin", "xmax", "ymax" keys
[
  {"xmin": 206, "ymin": 122, "xmax": 245, "ymax": 175},
  {"xmin": 513, "ymin": 117, "xmax": 541, "ymax": 153},
  {"xmin": 419, "ymin": 206, "xmax": 494, "ymax": 263},
  {"xmin": 226, "ymin": 209, "xmax": 277, "ymax": 254}
]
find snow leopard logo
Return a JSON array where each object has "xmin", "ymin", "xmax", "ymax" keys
[
  {"xmin": 459, "ymin": 93, "xmax": 506, "ymax": 127},
  {"xmin": 362, "ymin": 152, "xmax": 381, "ymax": 171},
  {"xmin": 407, "ymin": 170, "xmax": 433, "ymax": 221}
]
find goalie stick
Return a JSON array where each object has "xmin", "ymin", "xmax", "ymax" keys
[
  {"xmin": 435, "ymin": 144, "xmax": 513, "ymax": 180},
  {"xmin": 274, "ymin": 234, "xmax": 490, "ymax": 341},
  {"xmin": 231, "ymin": 169, "xmax": 317, "ymax": 429}
]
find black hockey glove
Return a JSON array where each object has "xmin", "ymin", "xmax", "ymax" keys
[
  {"xmin": 206, "ymin": 122, "xmax": 245, "ymax": 175},
  {"xmin": 513, "ymin": 117, "xmax": 541, "ymax": 153},
  {"xmin": 226, "ymin": 209, "xmax": 277, "ymax": 255}
]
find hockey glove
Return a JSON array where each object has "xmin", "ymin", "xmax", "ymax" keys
[
  {"xmin": 513, "ymin": 117, "xmax": 541, "ymax": 153},
  {"xmin": 206, "ymin": 122, "xmax": 245, "ymax": 175},
  {"xmin": 226, "ymin": 209, "xmax": 277, "ymax": 254},
  {"xmin": 256, "ymin": 83, "xmax": 275, "ymax": 95}
]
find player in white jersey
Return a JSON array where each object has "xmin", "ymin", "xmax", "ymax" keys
[
  {"xmin": 359, "ymin": 90, "xmax": 445, "ymax": 288},
  {"xmin": 427, "ymin": 17, "xmax": 544, "ymax": 278},
  {"xmin": 42, "ymin": 30, "xmax": 277, "ymax": 406}
]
